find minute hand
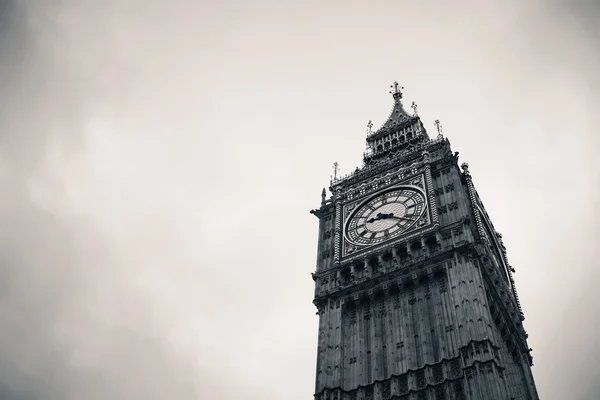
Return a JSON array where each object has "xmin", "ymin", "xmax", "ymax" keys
[{"xmin": 388, "ymin": 214, "xmax": 413, "ymax": 221}]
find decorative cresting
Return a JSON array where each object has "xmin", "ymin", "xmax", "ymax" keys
[
  {"xmin": 421, "ymin": 149, "xmax": 440, "ymax": 226},
  {"xmin": 333, "ymin": 187, "xmax": 343, "ymax": 264},
  {"xmin": 461, "ymin": 163, "xmax": 485, "ymax": 241}
]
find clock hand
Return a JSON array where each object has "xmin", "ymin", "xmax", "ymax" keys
[
  {"xmin": 387, "ymin": 214, "xmax": 413, "ymax": 221},
  {"xmin": 367, "ymin": 212, "xmax": 386, "ymax": 223}
]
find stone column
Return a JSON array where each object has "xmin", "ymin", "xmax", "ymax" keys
[
  {"xmin": 378, "ymin": 254, "xmax": 385, "ymax": 273},
  {"xmin": 364, "ymin": 257, "xmax": 371, "ymax": 276},
  {"xmin": 391, "ymin": 247, "xmax": 399, "ymax": 267}
]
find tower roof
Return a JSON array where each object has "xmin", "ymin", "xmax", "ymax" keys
[
  {"xmin": 368, "ymin": 81, "xmax": 416, "ymax": 139},
  {"xmin": 364, "ymin": 82, "xmax": 429, "ymax": 161}
]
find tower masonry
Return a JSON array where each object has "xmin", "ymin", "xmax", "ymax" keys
[{"xmin": 310, "ymin": 83, "xmax": 539, "ymax": 400}]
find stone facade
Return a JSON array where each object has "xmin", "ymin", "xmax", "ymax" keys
[{"xmin": 310, "ymin": 85, "xmax": 539, "ymax": 400}]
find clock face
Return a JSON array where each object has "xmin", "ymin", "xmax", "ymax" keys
[{"xmin": 345, "ymin": 187, "xmax": 427, "ymax": 247}]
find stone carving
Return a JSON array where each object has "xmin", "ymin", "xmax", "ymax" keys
[
  {"xmin": 450, "ymin": 359, "xmax": 461, "ymax": 378},
  {"xmin": 398, "ymin": 375, "xmax": 408, "ymax": 393},
  {"xmin": 416, "ymin": 370, "xmax": 426, "ymax": 388},
  {"xmin": 498, "ymin": 369, "xmax": 505, "ymax": 380},
  {"xmin": 433, "ymin": 364, "xmax": 443, "ymax": 382},
  {"xmin": 454, "ymin": 381, "xmax": 465, "ymax": 400},
  {"xmin": 346, "ymin": 243, "xmax": 357, "ymax": 254},
  {"xmin": 382, "ymin": 382, "xmax": 391, "ymax": 399},
  {"xmin": 394, "ymin": 294, "xmax": 401, "ymax": 309},
  {"xmin": 439, "ymin": 279, "xmax": 448, "ymax": 293},
  {"xmin": 435, "ymin": 386, "xmax": 445, "ymax": 399},
  {"xmin": 411, "ymin": 177, "xmax": 423, "ymax": 187}
]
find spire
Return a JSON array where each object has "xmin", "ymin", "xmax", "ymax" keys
[
  {"xmin": 363, "ymin": 81, "xmax": 430, "ymax": 163},
  {"xmin": 389, "ymin": 81, "xmax": 404, "ymax": 99},
  {"xmin": 434, "ymin": 119, "xmax": 443, "ymax": 139},
  {"xmin": 369, "ymin": 81, "xmax": 422, "ymax": 138},
  {"xmin": 370, "ymin": 82, "xmax": 417, "ymax": 135}
]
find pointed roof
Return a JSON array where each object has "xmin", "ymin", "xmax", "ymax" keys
[{"xmin": 368, "ymin": 81, "xmax": 419, "ymax": 141}]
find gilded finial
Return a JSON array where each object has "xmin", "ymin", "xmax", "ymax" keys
[
  {"xmin": 411, "ymin": 101, "xmax": 418, "ymax": 116},
  {"xmin": 332, "ymin": 162, "xmax": 339, "ymax": 181},
  {"xmin": 434, "ymin": 119, "xmax": 443, "ymax": 139},
  {"xmin": 389, "ymin": 81, "xmax": 403, "ymax": 99},
  {"xmin": 321, "ymin": 187, "xmax": 326, "ymax": 204}
]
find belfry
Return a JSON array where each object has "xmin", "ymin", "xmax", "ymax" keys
[{"xmin": 310, "ymin": 83, "xmax": 539, "ymax": 400}]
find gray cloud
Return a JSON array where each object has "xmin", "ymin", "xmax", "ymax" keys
[{"xmin": 0, "ymin": 0, "xmax": 597, "ymax": 399}]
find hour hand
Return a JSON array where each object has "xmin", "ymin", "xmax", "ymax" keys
[
  {"xmin": 368, "ymin": 212, "xmax": 392, "ymax": 223},
  {"xmin": 367, "ymin": 213, "xmax": 384, "ymax": 223}
]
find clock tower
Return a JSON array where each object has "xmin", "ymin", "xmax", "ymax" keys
[{"xmin": 310, "ymin": 83, "xmax": 539, "ymax": 400}]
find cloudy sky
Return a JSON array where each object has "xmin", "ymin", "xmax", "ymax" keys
[{"xmin": 0, "ymin": 0, "xmax": 598, "ymax": 399}]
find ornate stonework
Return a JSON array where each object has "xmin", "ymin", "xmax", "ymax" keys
[{"xmin": 310, "ymin": 84, "xmax": 539, "ymax": 400}]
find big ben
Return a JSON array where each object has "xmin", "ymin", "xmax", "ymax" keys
[{"xmin": 310, "ymin": 82, "xmax": 539, "ymax": 400}]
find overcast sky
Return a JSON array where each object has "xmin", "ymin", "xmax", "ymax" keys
[{"xmin": 0, "ymin": 0, "xmax": 598, "ymax": 399}]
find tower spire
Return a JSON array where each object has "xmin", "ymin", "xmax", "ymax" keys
[
  {"xmin": 434, "ymin": 119, "xmax": 443, "ymax": 139},
  {"xmin": 389, "ymin": 81, "xmax": 404, "ymax": 99},
  {"xmin": 363, "ymin": 82, "xmax": 429, "ymax": 163}
]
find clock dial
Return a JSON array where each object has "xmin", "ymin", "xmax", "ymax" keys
[{"xmin": 345, "ymin": 187, "xmax": 427, "ymax": 246}]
